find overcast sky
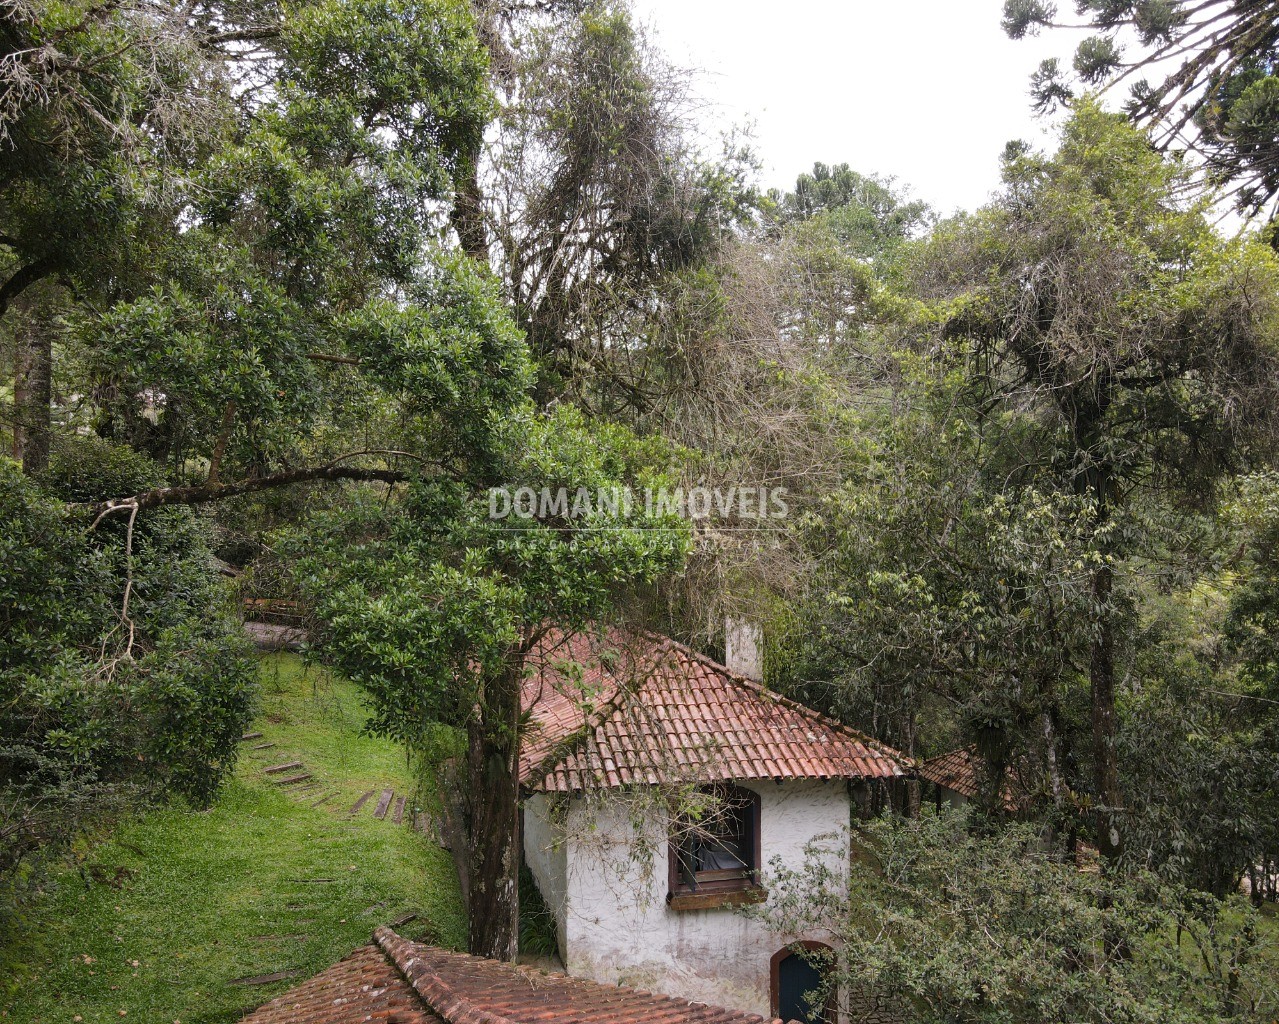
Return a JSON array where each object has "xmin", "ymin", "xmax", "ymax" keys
[{"xmin": 628, "ymin": 0, "xmax": 1080, "ymax": 217}]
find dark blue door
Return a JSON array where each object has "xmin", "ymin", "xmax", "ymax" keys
[{"xmin": 777, "ymin": 951, "xmax": 825, "ymax": 1023}]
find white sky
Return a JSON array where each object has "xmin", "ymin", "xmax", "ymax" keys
[{"xmin": 629, "ymin": 0, "xmax": 1080, "ymax": 217}]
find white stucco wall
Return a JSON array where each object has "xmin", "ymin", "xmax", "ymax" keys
[
  {"xmin": 523, "ymin": 780, "xmax": 850, "ymax": 1017},
  {"xmin": 523, "ymin": 792, "xmax": 569, "ymax": 958}
]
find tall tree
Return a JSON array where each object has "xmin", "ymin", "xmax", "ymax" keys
[
  {"xmin": 1, "ymin": 0, "xmax": 233, "ymax": 471},
  {"xmin": 4, "ymin": 0, "xmax": 695, "ymax": 960},
  {"xmin": 1003, "ymin": 0, "xmax": 1279, "ymax": 224},
  {"xmin": 637, "ymin": 165, "xmax": 926, "ymax": 654},
  {"xmin": 478, "ymin": 1, "xmax": 754, "ymax": 412},
  {"xmin": 1, "ymin": 0, "xmax": 614, "ymax": 956},
  {"xmin": 292, "ymin": 406, "xmax": 689, "ymax": 959},
  {"xmin": 909, "ymin": 101, "xmax": 1279, "ymax": 861}
]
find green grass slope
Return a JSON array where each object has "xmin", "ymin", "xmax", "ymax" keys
[{"xmin": 1, "ymin": 654, "xmax": 464, "ymax": 1024}]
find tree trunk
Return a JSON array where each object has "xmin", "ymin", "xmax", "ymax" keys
[
  {"xmin": 1090, "ymin": 560, "xmax": 1123, "ymax": 865},
  {"xmin": 465, "ymin": 658, "xmax": 521, "ymax": 961},
  {"xmin": 901, "ymin": 710, "xmax": 921, "ymax": 818},
  {"xmin": 450, "ymin": 148, "xmax": 489, "ymax": 263},
  {"xmin": 13, "ymin": 314, "xmax": 52, "ymax": 476},
  {"xmin": 12, "ymin": 343, "xmax": 26, "ymax": 464},
  {"xmin": 206, "ymin": 400, "xmax": 237, "ymax": 484}
]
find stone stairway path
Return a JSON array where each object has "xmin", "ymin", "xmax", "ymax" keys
[{"xmin": 237, "ymin": 733, "xmax": 414, "ymax": 827}]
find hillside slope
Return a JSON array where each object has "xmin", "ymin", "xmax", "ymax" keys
[{"xmin": 1, "ymin": 654, "xmax": 463, "ymax": 1024}]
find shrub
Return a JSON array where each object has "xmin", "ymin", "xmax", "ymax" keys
[{"xmin": 1, "ymin": 444, "xmax": 255, "ymax": 925}]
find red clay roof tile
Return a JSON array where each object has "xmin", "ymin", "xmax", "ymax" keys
[
  {"xmin": 519, "ymin": 630, "xmax": 907, "ymax": 792},
  {"xmin": 239, "ymin": 943, "xmax": 443, "ymax": 1024},
  {"xmin": 919, "ymin": 746, "xmax": 1026, "ymax": 811},
  {"xmin": 241, "ymin": 930, "xmax": 780, "ymax": 1024}
]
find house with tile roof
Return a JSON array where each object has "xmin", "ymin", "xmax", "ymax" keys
[
  {"xmin": 241, "ymin": 926, "xmax": 785, "ymax": 1024},
  {"xmin": 918, "ymin": 746, "xmax": 1028, "ymax": 813},
  {"xmin": 517, "ymin": 628, "xmax": 909, "ymax": 1022}
]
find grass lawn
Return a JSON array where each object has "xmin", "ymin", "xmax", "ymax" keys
[{"xmin": 0, "ymin": 654, "xmax": 464, "ymax": 1024}]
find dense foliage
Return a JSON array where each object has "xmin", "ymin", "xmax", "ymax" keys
[
  {"xmin": 4, "ymin": 0, "xmax": 709, "ymax": 961},
  {"xmin": 5, "ymin": 0, "xmax": 1279, "ymax": 1002},
  {"xmin": 771, "ymin": 105, "xmax": 1279, "ymax": 869},
  {"xmin": 766, "ymin": 809, "xmax": 1279, "ymax": 1023},
  {"xmin": 0, "ymin": 443, "xmax": 253, "ymax": 920}
]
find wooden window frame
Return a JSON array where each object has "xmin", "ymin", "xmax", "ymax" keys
[
  {"xmin": 770, "ymin": 941, "xmax": 836, "ymax": 1024},
  {"xmin": 667, "ymin": 784, "xmax": 764, "ymax": 910}
]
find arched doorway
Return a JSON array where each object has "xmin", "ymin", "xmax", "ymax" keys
[{"xmin": 770, "ymin": 941, "xmax": 834, "ymax": 1023}]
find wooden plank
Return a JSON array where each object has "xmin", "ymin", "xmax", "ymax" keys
[
  {"xmin": 273, "ymin": 773, "xmax": 311, "ymax": 786},
  {"xmin": 241, "ymin": 732, "xmax": 263, "ymax": 740},
  {"xmin": 392, "ymin": 796, "xmax": 406, "ymax": 825},
  {"xmin": 390, "ymin": 912, "xmax": 417, "ymax": 927},
  {"xmin": 373, "ymin": 789, "xmax": 394, "ymax": 820},
  {"xmin": 310, "ymin": 791, "xmax": 339, "ymax": 808},
  {"xmin": 264, "ymin": 761, "xmax": 303, "ymax": 774},
  {"xmin": 667, "ymin": 886, "xmax": 768, "ymax": 913},
  {"xmin": 251, "ymin": 742, "xmax": 275, "ymax": 750},
  {"xmin": 349, "ymin": 790, "xmax": 375, "ymax": 815}
]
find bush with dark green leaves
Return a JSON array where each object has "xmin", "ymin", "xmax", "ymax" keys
[
  {"xmin": 1, "ymin": 441, "xmax": 255, "ymax": 921},
  {"xmin": 764, "ymin": 809, "xmax": 1279, "ymax": 1023}
]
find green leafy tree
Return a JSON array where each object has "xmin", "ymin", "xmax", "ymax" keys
[
  {"xmin": 907, "ymin": 101, "xmax": 1279, "ymax": 862},
  {"xmin": 1118, "ymin": 472, "xmax": 1279, "ymax": 898},
  {"xmin": 1, "ymin": 0, "xmax": 537, "ymax": 950},
  {"xmin": 2, "ymin": 0, "xmax": 698, "ymax": 965},
  {"xmin": 774, "ymin": 162, "xmax": 931, "ymax": 246},
  {"xmin": 778, "ymin": 376, "xmax": 1102, "ymax": 822},
  {"xmin": 0, "ymin": 441, "xmax": 254, "ymax": 921},
  {"xmin": 765, "ymin": 810, "xmax": 1279, "ymax": 1023},
  {"xmin": 291, "ymin": 405, "xmax": 690, "ymax": 959},
  {"xmin": 1, "ymin": 0, "xmax": 232, "ymax": 472}
]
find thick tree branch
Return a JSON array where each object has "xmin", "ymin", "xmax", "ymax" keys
[
  {"xmin": 306, "ymin": 352, "xmax": 361, "ymax": 366},
  {"xmin": 0, "ymin": 257, "xmax": 57, "ymax": 319},
  {"xmin": 69, "ymin": 464, "xmax": 409, "ymax": 523},
  {"xmin": 201, "ymin": 26, "xmax": 281, "ymax": 47}
]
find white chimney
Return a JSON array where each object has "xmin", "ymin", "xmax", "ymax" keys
[{"xmin": 724, "ymin": 618, "xmax": 763, "ymax": 680}]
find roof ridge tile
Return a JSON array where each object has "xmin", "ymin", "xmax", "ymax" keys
[{"xmin": 369, "ymin": 928, "xmax": 783, "ymax": 1024}]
